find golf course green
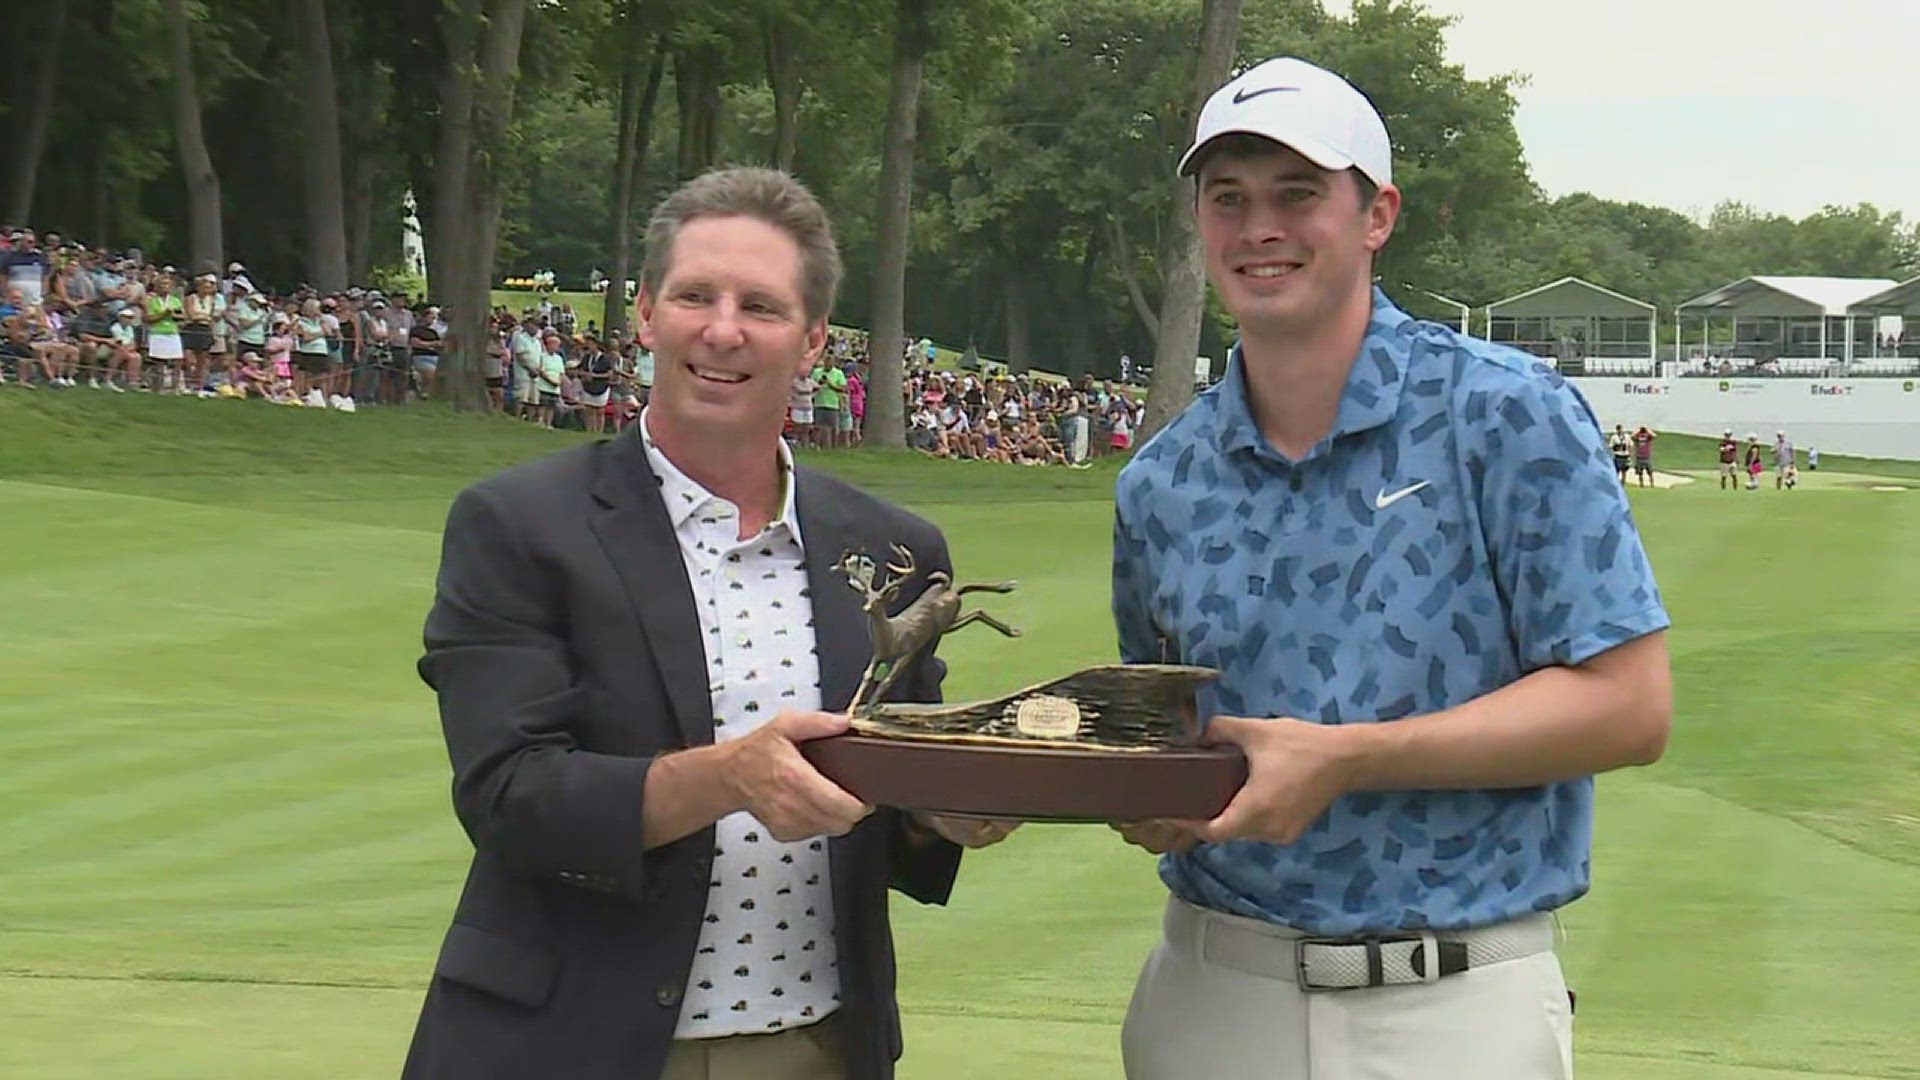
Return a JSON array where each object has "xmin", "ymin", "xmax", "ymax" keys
[{"xmin": 2, "ymin": 392, "xmax": 1916, "ymax": 1078}]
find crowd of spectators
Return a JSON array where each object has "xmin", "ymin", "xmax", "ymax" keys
[
  {"xmin": 2, "ymin": 225, "xmax": 1142, "ymax": 467},
  {"xmin": 0, "ymin": 226, "xmax": 453, "ymax": 411}
]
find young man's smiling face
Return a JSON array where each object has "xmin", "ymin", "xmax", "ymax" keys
[
  {"xmin": 1195, "ymin": 139, "xmax": 1398, "ymax": 336},
  {"xmin": 636, "ymin": 214, "xmax": 825, "ymax": 441}
]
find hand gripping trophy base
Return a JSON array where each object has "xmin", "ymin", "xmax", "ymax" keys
[{"xmin": 801, "ymin": 547, "xmax": 1248, "ymax": 822}]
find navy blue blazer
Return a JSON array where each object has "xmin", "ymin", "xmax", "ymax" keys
[{"xmin": 401, "ymin": 423, "xmax": 962, "ymax": 1080}]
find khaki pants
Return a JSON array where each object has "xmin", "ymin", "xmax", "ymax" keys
[
  {"xmin": 662, "ymin": 1014, "xmax": 845, "ymax": 1080},
  {"xmin": 1123, "ymin": 897, "xmax": 1573, "ymax": 1080}
]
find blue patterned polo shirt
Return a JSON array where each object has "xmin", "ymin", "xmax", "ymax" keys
[{"xmin": 1112, "ymin": 288, "xmax": 1669, "ymax": 935}]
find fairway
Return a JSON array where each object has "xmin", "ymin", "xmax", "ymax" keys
[{"xmin": 2, "ymin": 394, "xmax": 1917, "ymax": 1079}]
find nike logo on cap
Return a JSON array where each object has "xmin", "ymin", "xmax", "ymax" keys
[
  {"xmin": 1232, "ymin": 85, "xmax": 1301, "ymax": 104},
  {"xmin": 1373, "ymin": 481, "xmax": 1430, "ymax": 510}
]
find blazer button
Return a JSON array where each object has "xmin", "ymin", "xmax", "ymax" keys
[{"xmin": 655, "ymin": 983, "xmax": 683, "ymax": 1008}]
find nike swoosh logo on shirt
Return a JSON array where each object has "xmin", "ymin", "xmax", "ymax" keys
[{"xmin": 1373, "ymin": 481, "xmax": 1431, "ymax": 510}]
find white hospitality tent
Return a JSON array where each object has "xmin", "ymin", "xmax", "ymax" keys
[
  {"xmin": 1482, "ymin": 277, "xmax": 1657, "ymax": 373},
  {"xmin": 1676, "ymin": 275, "xmax": 1896, "ymax": 366},
  {"xmin": 1849, "ymin": 276, "xmax": 1920, "ymax": 357}
]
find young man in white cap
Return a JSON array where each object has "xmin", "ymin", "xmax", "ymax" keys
[{"xmin": 1110, "ymin": 57, "xmax": 1672, "ymax": 1078}]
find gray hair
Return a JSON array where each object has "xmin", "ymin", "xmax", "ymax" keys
[{"xmin": 640, "ymin": 167, "xmax": 842, "ymax": 323}]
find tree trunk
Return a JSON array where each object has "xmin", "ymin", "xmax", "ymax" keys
[
  {"xmin": 345, "ymin": 148, "xmax": 376, "ymax": 284},
  {"xmin": 441, "ymin": 0, "xmax": 530, "ymax": 411},
  {"xmin": 339, "ymin": 40, "xmax": 384, "ymax": 285},
  {"xmin": 1140, "ymin": 0, "xmax": 1243, "ymax": 443},
  {"xmin": 1002, "ymin": 266, "xmax": 1031, "ymax": 372},
  {"xmin": 696, "ymin": 48, "xmax": 722, "ymax": 172},
  {"xmin": 864, "ymin": 0, "xmax": 932, "ymax": 450},
  {"xmin": 605, "ymin": 5, "xmax": 642, "ymax": 333},
  {"xmin": 605, "ymin": 33, "xmax": 668, "ymax": 338},
  {"xmin": 673, "ymin": 46, "xmax": 722, "ymax": 180},
  {"xmin": 427, "ymin": 0, "xmax": 484, "ymax": 300},
  {"xmin": 764, "ymin": 15, "xmax": 801, "ymax": 173},
  {"xmin": 1066, "ymin": 228, "xmax": 1101, "ymax": 376},
  {"xmin": 1105, "ymin": 212, "xmax": 1160, "ymax": 343},
  {"xmin": 5, "ymin": 0, "xmax": 67, "ymax": 224},
  {"xmin": 295, "ymin": 0, "xmax": 350, "ymax": 292},
  {"xmin": 162, "ymin": 0, "xmax": 224, "ymax": 275}
]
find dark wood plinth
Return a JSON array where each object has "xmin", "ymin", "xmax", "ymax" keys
[{"xmin": 800, "ymin": 733, "xmax": 1248, "ymax": 823}]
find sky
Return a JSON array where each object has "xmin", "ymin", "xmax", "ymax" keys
[{"xmin": 1326, "ymin": 0, "xmax": 1920, "ymax": 222}]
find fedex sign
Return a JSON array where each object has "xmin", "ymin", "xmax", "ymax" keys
[
  {"xmin": 1809, "ymin": 384, "xmax": 1854, "ymax": 397},
  {"xmin": 1621, "ymin": 381, "xmax": 1669, "ymax": 396}
]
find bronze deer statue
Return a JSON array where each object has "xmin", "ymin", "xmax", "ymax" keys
[{"xmin": 836, "ymin": 544, "xmax": 1019, "ymax": 714}]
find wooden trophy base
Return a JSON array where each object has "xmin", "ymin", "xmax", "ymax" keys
[{"xmin": 799, "ymin": 733, "xmax": 1248, "ymax": 823}]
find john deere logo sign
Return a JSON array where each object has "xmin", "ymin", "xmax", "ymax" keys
[
  {"xmin": 1718, "ymin": 380, "xmax": 1730, "ymax": 392},
  {"xmin": 1906, "ymin": 381, "xmax": 1915, "ymax": 393}
]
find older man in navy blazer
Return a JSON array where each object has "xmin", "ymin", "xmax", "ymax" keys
[{"xmin": 402, "ymin": 167, "xmax": 1013, "ymax": 1080}]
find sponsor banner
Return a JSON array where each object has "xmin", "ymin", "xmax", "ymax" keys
[{"xmin": 1572, "ymin": 377, "xmax": 1920, "ymax": 460}]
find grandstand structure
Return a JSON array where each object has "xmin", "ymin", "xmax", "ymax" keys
[
  {"xmin": 1481, "ymin": 277, "xmax": 1657, "ymax": 375},
  {"xmin": 1675, "ymin": 276, "xmax": 1905, "ymax": 375},
  {"xmin": 1457, "ymin": 273, "xmax": 1917, "ymax": 377}
]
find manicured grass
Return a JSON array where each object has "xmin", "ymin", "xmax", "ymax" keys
[{"xmin": 2, "ymin": 393, "xmax": 1917, "ymax": 1078}]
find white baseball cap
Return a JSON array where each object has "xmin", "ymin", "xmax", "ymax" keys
[{"xmin": 1178, "ymin": 57, "xmax": 1392, "ymax": 187}]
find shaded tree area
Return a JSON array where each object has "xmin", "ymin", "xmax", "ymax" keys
[{"xmin": 1, "ymin": 0, "xmax": 1913, "ymax": 415}]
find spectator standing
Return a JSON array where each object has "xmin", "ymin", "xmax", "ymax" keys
[
  {"xmin": 788, "ymin": 366, "xmax": 817, "ymax": 447},
  {"xmin": 1608, "ymin": 425, "xmax": 1632, "ymax": 485},
  {"xmin": 3, "ymin": 230, "xmax": 49, "ymax": 306},
  {"xmin": 845, "ymin": 360, "xmax": 866, "ymax": 445},
  {"xmin": 294, "ymin": 298, "xmax": 332, "ymax": 406},
  {"xmin": 509, "ymin": 315, "xmax": 542, "ymax": 419},
  {"xmin": 1631, "ymin": 424, "xmax": 1656, "ymax": 488},
  {"xmin": 1772, "ymin": 431, "xmax": 1794, "ymax": 490},
  {"xmin": 578, "ymin": 337, "xmax": 614, "ymax": 434},
  {"xmin": 143, "ymin": 272, "xmax": 185, "ymax": 392},
  {"xmin": 812, "ymin": 358, "xmax": 846, "ymax": 448},
  {"xmin": 182, "ymin": 272, "xmax": 226, "ymax": 396},
  {"xmin": 358, "ymin": 298, "xmax": 395, "ymax": 403},
  {"xmin": 410, "ymin": 305, "xmax": 443, "ymax": 398},
  {"xmin": 534, "ymin": 329, "xmax": 566, "ymax": 428}
]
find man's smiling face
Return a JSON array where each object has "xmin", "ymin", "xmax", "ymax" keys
[
  {"xmin": 1195, "ymin": 139, "xmax": 1397, "ymax": 335},
  {"xmin": 636, "ymin": 214, "xmax": 825, "ymax": 441}
]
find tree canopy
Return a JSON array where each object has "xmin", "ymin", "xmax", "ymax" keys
[{"xmin": 4, "ymin": 0, "xmax": 1914, "ymax": 397}]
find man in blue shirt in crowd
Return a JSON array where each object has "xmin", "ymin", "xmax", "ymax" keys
[{"xmin": 1110, "ymin": 58, "xmax": 1672, "ymax": 1079}]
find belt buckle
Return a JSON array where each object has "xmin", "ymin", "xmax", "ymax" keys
[
  {"xmin": 1293, "ymin": 933, "xmax": 1426, "ymax": 992},
  {"xmin": 1293, "ymin": 935, "xmax": 1366, "ymax": 993}
]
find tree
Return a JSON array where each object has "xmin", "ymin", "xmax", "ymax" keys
[
  {"xmin": 864, "ymin": 0, "xmax": 935, "ymax": 450},
  {"xmin": 162, "ymin": 0, "xmax": 225, "ymax": 275},
  {"xmin": 763, "ymin": 6, "xmax": 803, "ymax": 173},
  {"xmin": 5, "ymin": 0, "xmax": 69, "ymax": 224},
  {"xmin": 603, "ymin": 3, "xmax": 670, "ymax": 338},
  {"xmin": 425, "ymin": 0, "xmax": 484, "ymax": 301},
  {"xmin": 1140, "ymin": 0, "xmax": 1243, "ymax": 443},
  {"xmin": 438, "ymin": 0, "xmax": 531, "ymax": 411},
  {"xmin": 295, "ymin": 0, "xmax": 350, "ymax": 292}
]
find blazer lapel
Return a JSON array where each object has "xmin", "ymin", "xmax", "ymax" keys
[
  {"xmin": 795, "ymin": 469, "xmax": 873, "ymax": 714},
  {"xmin": 588, "ymin": 425, "xmax": 714, "ymax": 748}
]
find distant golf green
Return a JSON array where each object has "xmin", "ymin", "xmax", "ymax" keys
[{"xmin": 2, "ymin": 392, "xmax": 1916, "ymax": 1079}]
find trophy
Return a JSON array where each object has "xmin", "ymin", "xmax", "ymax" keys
[{"xmin": 798, "ymin": 545, "xmax": 1248, "ymax": 822}]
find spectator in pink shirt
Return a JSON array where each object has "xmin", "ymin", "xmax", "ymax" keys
[{"xmin": 844, "ymin": 360, "xmax": 866, "ymax": 445}]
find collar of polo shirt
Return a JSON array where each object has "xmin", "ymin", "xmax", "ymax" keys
[
  {"xmin": 638, "ymin": 406, "xmax": 803, "ymax": 548},
  {"xmin": 1212, "ymin": 287, "xmax": 1416, "ymax": 462}
]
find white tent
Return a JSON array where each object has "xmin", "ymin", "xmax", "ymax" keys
[
  {"xmin": 1676, "ymin": 275, "xmax": 1896, "ymax": 366},
  {"xmin": 1482, "ymin": 277, "xmax": 1656, "ymax": 372}
]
